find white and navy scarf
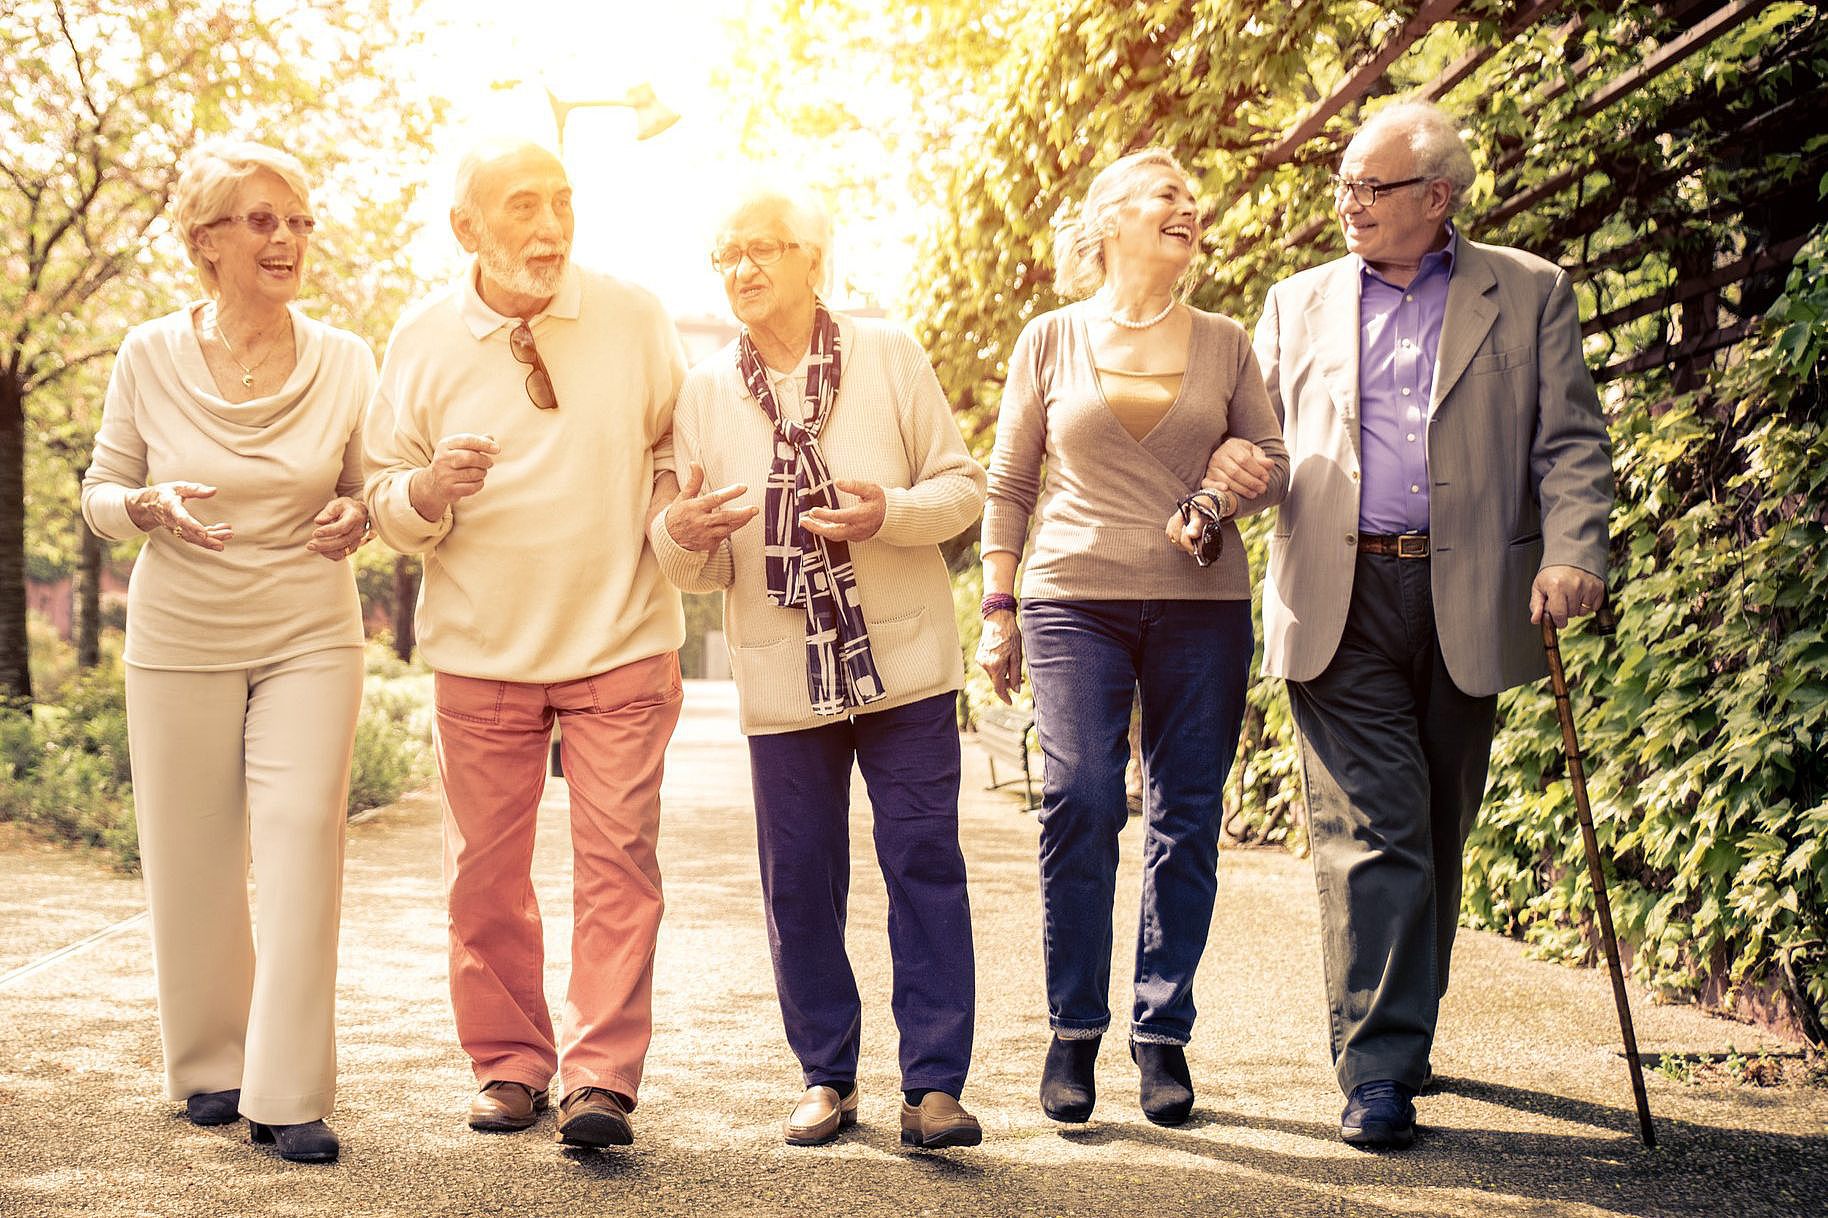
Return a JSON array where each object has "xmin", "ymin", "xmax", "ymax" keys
[{"xmin": 737, "ymin": 302, "xmax": 886, "ymax": 716}]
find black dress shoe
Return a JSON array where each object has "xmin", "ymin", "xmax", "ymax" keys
[
  {"xmin": 1340, "ymin": 1080, "xmax": 1416, "ymax": 1149},
  {"xmin": 1040, "ymin": 1033, "xmax": 1100, "ymax": 1123},
  {"xmin": 185, "ymin": 1089, "xmax": 241, "ymax": 1126},
  {"xmin": 1130, "ymin": 1041, "xmax": 1194, "ymax": 1125},
  {"xmin": 249, "ymin": 1119, "xmax": 340, "ymax": 1163}
]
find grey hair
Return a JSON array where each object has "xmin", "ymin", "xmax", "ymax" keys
[
  {"xmin": 716, "ymin": 185, "xmax": 834, "ymax": 294},
  {"xmin": 1355, "ymin": 100, "xmax": 1478, "ymax": 212},
  {"xmin": 172, "ymin": 140, "xmax": 313, "ymax": 296},
  {"xmin": 450, "ymin": 136, "xmax": 560, "ymax": 224},
  {"xmin": 1051, "ymin": 148, "xmax": 1194, "ymax": 299}
]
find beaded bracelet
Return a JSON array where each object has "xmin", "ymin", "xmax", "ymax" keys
[{"xmin": 980, "ymin": 592, "xmax": 1018, "ymax": 618}]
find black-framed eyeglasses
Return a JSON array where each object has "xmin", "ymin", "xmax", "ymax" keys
[
  {"xmin": 1330, "ymin": 174, "xmax": 1429, "ymax": 207},
  {"xmin": 710, "ymin": 239, "xmax": 802, "ymax": 273},
  {"xmin": 509, "ymin": 321, "xmax": 559, "ymax": 411},
  {"xmin": 210, "ymin": 210, "xmax": 318, "ymax": 236}
]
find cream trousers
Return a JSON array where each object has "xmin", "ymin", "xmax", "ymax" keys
[{"xmin": 125, "ymin": 646, "xmax": 363, "ymax": 1125}]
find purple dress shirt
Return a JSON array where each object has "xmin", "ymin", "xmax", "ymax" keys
[{"xmin": 1356, "ymin": 227, "xmax": 1457, "ymax": 535}]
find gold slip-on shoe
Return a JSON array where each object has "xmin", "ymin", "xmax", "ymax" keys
[
  {"xmin": 784, "ymin": 1084, "xmax": 860, "ymax": 1147},
  {"xmin": 556, "ymin": 1087, "xmax": 634, "ymax": 1149},
  {"xmin": 468, "ymin": 1080, "xmax": 550, "ymax": 1132},
  {"xmin": 899, "ymin": 1093, "xmax": 983, "ymax": 1149}
]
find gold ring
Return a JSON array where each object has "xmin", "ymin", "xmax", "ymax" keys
[{"xmin": 170, "ymin": 527, "xmax": 182, "ymax": 539}]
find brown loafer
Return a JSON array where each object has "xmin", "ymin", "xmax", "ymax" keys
[
  {"xmin": 784, "ymin": 1084, "xmax": 859, "ymax": 1146},
  {"xmin": 468, "ymin": 1080, "xmax": 549, "ymax": 1132},
  {"xmin": 556, "ymin": 1086, "xmax": 634, "ymax": 1148},
  {"xmin": 899, "ymin": 1092, "xmax": 983, "ymax": 1149}
]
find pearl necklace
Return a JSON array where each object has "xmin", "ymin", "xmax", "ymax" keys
[{"xmin": 1099, "ymin": 294, "xmax": 1177, "ymax": 331}]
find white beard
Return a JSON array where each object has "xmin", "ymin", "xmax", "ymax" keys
[{"xmin": 477, "ymin": 230, "xmax": 569, "ymax": 300}]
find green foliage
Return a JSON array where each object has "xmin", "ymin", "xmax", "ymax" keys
[{"xmin": 1, "ymin": 642, "xmax": 435, "ymax": 869}]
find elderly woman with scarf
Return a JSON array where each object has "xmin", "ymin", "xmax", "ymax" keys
[{"xmin": 649, "ymin": 188, "xmax": 987, "ymax": 1150}]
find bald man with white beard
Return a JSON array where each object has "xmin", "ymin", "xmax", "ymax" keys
[{"xmin": 364, "ymin": 138, "xmax": 688, "ymax": 1151}]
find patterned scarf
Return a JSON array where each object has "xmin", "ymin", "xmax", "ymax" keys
[{"xmin": 736, "ymin": 302, "xmax": 886, "ymax": 716}]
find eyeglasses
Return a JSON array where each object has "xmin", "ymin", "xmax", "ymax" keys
[
  {"xmin": 509, "ymin": 321, "xmax": 559, "ymax": 411},
  {"xmin": 710, "ymin": 239, "xmax": 802, "ymax": 273},
  {"xmin": 210, "ymin": 210, "xmax": 318, "ymax": 236},
  {"xmin": 1330, "ymin": 175, "xmax": 1429, "ymax": 207}
]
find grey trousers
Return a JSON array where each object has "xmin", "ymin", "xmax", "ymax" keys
[{"xmin": 1288, "ymin": 552, "xmax": 1498, "ymax": 1096}]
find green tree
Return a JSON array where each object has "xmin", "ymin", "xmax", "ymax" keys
[{"xmin": 1, "ymin": 0, "xmax": 441, "ymax": 703}]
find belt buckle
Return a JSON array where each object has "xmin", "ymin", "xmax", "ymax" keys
[{"xmin": 1396, "ymin": 533, "xmax": 1428, "ymax": 559}]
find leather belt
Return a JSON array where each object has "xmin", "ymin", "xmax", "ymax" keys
[{"xmin": 1358, "ymin": 532, "xmax": 1430, "ymax": 559}]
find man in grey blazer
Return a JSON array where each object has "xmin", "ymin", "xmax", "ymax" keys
[{"xmin": 1207, "ymin": 100, "xmax": 1613, "ymax": 1148}]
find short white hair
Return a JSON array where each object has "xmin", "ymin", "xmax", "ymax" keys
[
  {"xmin": 715, "ymin": 186, "xmax": 833, "ymax": 293},
  {"xmin": 450, "ymin": 136, "xmax": 561, "ymax": 224},
  {"xmin": 1354, "ymin": 100, "xmax": 1478, "ymax": 212}
]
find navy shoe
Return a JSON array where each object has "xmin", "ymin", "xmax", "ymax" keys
[
  {"xmin": 1340, "ymin": 1080, "xmax": 1416, "ymax": 1149},
  {"xmin": 249, "ymin": 1119, "xmax": 340, "ymax": 1163},
  {"xmin": 184, "ymin": 1088, "xmax": 241, "ymax": 1126},
  {"xmin": 1130, "ymin": 1041, "xmax": 1194, "ymax": 1126},
  {"xmin": 1040, "ymin": 1034, "xmax": 1100, "ymax": 1123}
]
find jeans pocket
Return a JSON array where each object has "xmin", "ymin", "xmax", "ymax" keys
[
  {"xmin": 434, "ymin": 673, "xmax": 505, "ymax": 725},
  {"xmin": 585, "ymin": 652, "xmax": 683, "ymax": 714}
]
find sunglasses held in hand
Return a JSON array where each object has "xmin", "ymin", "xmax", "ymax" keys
[{"xmin": 1177, "ymin": 490, "xmax": 1225, "ymax": 567}]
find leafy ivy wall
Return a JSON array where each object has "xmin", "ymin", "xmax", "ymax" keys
[{"xmin": 911, "ymin": 1, "xmax": 1828, "ymax": 1039}]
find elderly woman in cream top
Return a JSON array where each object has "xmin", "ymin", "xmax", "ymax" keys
[
  {"xmin": 81, "ymin": 141, "xmax": 373, "ymax": 1164},
  {"xmin": 978, "ymin": 148, "xmax": 1288, "ymax": 1129},
  {"xmin": 650, "ymin": 189, "xmax": 987, "ymax": 1151}
]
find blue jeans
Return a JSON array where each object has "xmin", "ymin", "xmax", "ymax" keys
[
  {"xmin": 1022, "ymin": 599, "xmax": 1253, "ymax": 1044},
  {"xmin": 746, "ymin": 691, "xmax": 975, "ymax": 1095}
]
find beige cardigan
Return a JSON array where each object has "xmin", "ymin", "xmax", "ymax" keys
[{"xmin": 649, "ymin": 314, "xmax": 985, "ymax": 735}]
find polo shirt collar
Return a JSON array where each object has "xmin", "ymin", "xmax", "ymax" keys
[{"xmin": 457, "ymin": 260, "xmax": 582, "ymax": 340}]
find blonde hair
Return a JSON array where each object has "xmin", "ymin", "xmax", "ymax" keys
[
  {"xmin": 172, "ymin": 140, "xmax": 313, "ymax": 296},
  {"xmin": 1051, "ymin": 148, "xmax": 1194, "ymax": 299}
]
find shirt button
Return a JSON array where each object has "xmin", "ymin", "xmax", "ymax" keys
[
  {"xmin": 1401, "ymin": 338, "xmax": 1413, "ymax": 348},
  {"xmin": 1410, "ymin": 484, "xmax": 1421, "ymax": 493},
  {"xmin": 1401, "ymin": 387, "xmax": 1412, "ymax": 396},
  {"xmin": 1405, "ymin": 294, "xmax": 1414, "ymax": 302},
  {"xmin": 1407, "ymin": 433, "xmax": 1416, "ymax": 442}
]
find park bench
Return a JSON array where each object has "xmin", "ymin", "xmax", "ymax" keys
[{"xmin": 974, "ymin": 702, "xmax": 1039, "ymax": 810}]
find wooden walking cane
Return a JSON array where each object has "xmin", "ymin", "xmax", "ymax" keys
[{"xmin": 1541, "ymin": 609, "xmax": 1657, "ymax": 1148}]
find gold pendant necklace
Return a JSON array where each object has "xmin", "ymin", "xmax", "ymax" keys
[{"xmin": 212, "ymin": 307, "xmax": 278, "ymax": 388}]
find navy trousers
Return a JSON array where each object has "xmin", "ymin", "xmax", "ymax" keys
[
  {"xmin": 746, "ymin": 691, "xmax": 975, "ymax": 1095},
  {"xmin": 1022, "ymin": 599, "xmax": 1253, "ymax": 1045}
]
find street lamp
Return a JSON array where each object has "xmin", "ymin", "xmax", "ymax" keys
[{"xmin": 546, "ymin": 82, "xmax": 679, "ymax": 153}]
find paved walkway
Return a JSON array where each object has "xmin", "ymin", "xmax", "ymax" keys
[{"xmin": 1, "ymin": 680, "xmax": 1824, "ymax": 1217}]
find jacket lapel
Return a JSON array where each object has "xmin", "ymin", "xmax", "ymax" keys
[
  {"xmin": 1305, "ymin": 258, "xmax": 1363, "ymax": 456},
  {"xmin": 1431, "ymin": 242, "xmax": 1499, "ymax": 412}
]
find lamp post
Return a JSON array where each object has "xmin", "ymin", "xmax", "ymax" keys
[{"xmin": 546, "ymin": 82, "xmax": 679, "ymax": 153}]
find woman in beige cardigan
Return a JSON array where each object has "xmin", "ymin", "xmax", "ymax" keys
[
  {"xmin": 978, "ymin": 148, "xmax": 1288, "ymax": 1128},
  {"xmin": 81, "ymin": 141, "xmax": 373, "ymax": 1164},
  {"xmin": 650, "ymin": 188, "xmax": 986, "ymax": 1151}
]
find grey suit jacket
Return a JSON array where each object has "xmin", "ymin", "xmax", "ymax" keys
[{"xmin": 1256, "ymin": 238, "xmax": 1614, "ymax": 697}]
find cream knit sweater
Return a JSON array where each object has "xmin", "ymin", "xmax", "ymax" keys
[
  {"xmin": 364, "ymin": 264, "xmax": 686, "ymax": 683},
  {"xmin": 649, "ymin": 314, "xmax": 985, "ymax": 735},
  {"xmin": 82, "ymin": 303, "xmax": 373, "ymax": 670}
]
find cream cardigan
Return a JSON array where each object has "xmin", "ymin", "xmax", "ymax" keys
[{"xmin": 650, "ymin": 314, "xmax": 985, "ymax": 735}]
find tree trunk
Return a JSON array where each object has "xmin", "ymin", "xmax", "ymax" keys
[
  {"xmin": 391, "ymin": 553, "xmax": 418, "ymax": 663},
  {"xmin": 0, "ymin": 373, "xmax": 32, "ymax": 706},
  {"xmin": 74, "ymin": 488, "xmax": 103, "ymax": 670}
]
